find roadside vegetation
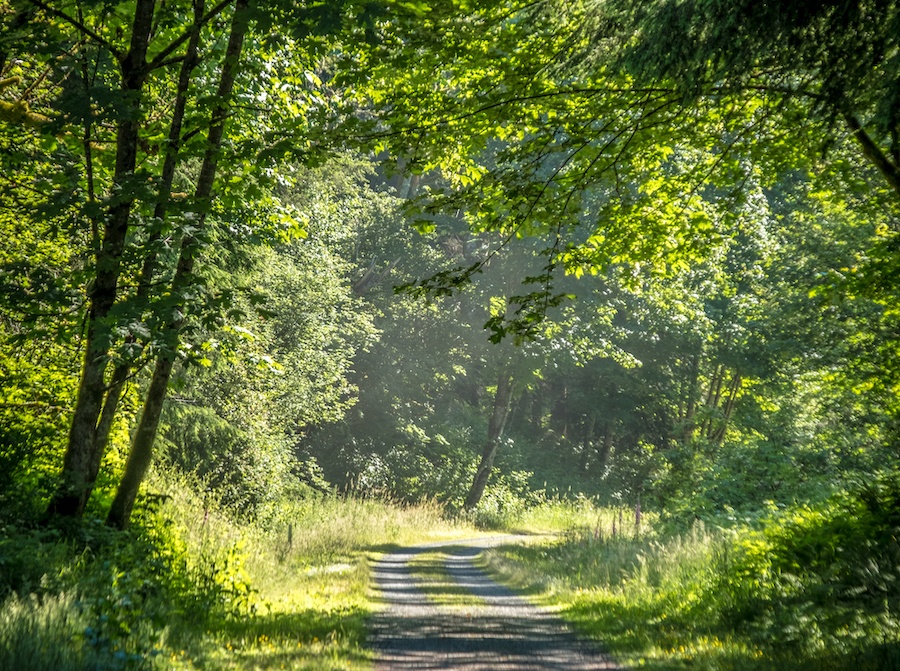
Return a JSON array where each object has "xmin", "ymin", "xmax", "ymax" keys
[
  {"xmin": 3, "ymin": 463, "xmax": 900, "ymax": 669},
  {"xmin": 483, "ymin": 481, "xmax": 900, "ymax": 670},
  {"xmin": 0, "ymin": 465, "xmax": 477, "ymax": 671}
]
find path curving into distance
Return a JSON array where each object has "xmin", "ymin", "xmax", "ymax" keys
[{"xmin": 369, "ymin": 536, "xmax": 621, "ymax": 670}]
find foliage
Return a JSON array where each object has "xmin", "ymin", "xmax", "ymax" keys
[
  {"xmin": 0, "ymin": 463, "xmax": 480, "ymax": 670},
  {"xmin": 352, "ymin": 442, "xmax": 479, "ymax": 505},
  {"xmin": 720, "ymin": 477, "xmax": 900, "ymax": 652},
  {"xmin": 0, "ymin": 339, "xmax": 79, "ymax": 511},
  {"xmin": 0, "ymin": 520, "xmax": 170, "ymax": 670},
  {"xmin": 466, "ymin": 469, "xmax": 546, "ymax": 529},
  {"xmin": 484, "ymin": 478, "xmax": 900, "ymax": 670},
  {"xmin": 1, "ymin": 0, "xmax": 900, "ymax": 666},
  {"xmin": 0, "ymin": 592, "xmax": 123, "ymax": 671},
  {"xmin": 605, "ymin": 0, "xmax": 900, "ymax": 139},
  {"xmin": 159, "ymin": 405, "xmax": 295, "ymax": 515}
]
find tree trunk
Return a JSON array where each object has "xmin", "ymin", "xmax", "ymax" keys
[
  {"xmin": 701, "ymin": 364, "xmax": 724, "ymax": 439},
  {"xmin": 464, "ymin": 371, "xmax": 514, "ymax": 511},
  {"xmin": 530, "ymin": 385, "xmax": 543, "ymax": 431},
  {"xmin": 84, "ymin": 365, "xmax": 128, "ymax": 491},
  {"xmin": 107, "ymin": 0, "xmax": 249, "ymax": 529},
  {"xmin": 682, "ymin": 352, "xmax": 701, "ymax": 445},
  {"xmin": 712, "ymin": 373, "xmax": 742, "ymax": 445},
  {"xmin": 45, "ymin": 0, "xmax": 156, "ymax": 519},
  {"xmin": 845, "ymin": 114, "xmax": 900, "ymax": 200},
  {"xmin": 106, "ymin": 355, "xmax": 176, "ymax": 528},
  {"xmin": 596, "ymin": 424, "xmax": 613, "ymax": 470},
  {"xmin": 406, "ymin": 173, "xmax": 420, "ymax": 198},
  {"xmin": 73, "ymin": 3, "xmax": 207, "ymax": 511},
  {"xmin": 579, "ymin": 414, "xmax": 596, "ymax": 472},
  {"xmin": 551, "ymin": 385, "xmax": 569, "ymax": 439}
]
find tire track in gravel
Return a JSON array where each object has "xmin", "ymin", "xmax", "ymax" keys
[{"xmin": 369, "ymin": 536, "xmax": 621, "ymax": 670}]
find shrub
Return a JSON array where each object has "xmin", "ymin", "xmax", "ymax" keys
[
  {"xmin": 469, "ymin": 470, "xmax": 545, "ymax": 528},
  {"xmin": 159, "ymin": 404, "xmax": 302, "ymax": 517},
  {"xmin": 715, "ymin": 473, "xmax": 900, "ymax": 655}
]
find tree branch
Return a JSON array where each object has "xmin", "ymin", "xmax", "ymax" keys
[
  {"xmin": 151, "ymin": 55, "xmax": 186, "ymax": 69},
  {"xmin": 27, "ymin": 0, "xmax": 120, "ymax": 58},
  {"xmin": 143, "ymin": 0, "xmax": 234, "ymax": 74},
  {"xmin": 846, "ymin": 114, "xmax": 900, "ymax": 200},
  {"xmin": 360, "ymin": 85, "xmax": 678, "ymax": 140}
]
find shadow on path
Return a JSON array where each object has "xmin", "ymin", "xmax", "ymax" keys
[{"xmin": 370, "ymin": 538, "xmax": 621, "ymax": 670}]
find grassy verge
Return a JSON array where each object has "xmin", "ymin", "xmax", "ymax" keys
[
  {"xmin": 153, "ymin": 472, "xmax": 483, "ymax": 670},
  {"xmin": 0, "ymin": 466, "xmax": 480, "ymax": 671},
  {"xmin": 483, "ymin": 522, "xmax": 753, "ymax": 669},
  {"xmin": 482, "ymin": 494, "xmax": 900, "ymax": 671}
]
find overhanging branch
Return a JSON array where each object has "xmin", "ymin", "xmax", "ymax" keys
[{"xmin": 846, "ymin": 114, "xmax": 900, "ymax": 200}]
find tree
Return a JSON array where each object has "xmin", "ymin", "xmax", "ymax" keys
[
  {"xmin": 104, "ymin": 0, "xmax": 255, "ymax": 528},
  {"xmin": 344, "ymin": 0, "xmax": 898, "ymax": 341},
  {"xmin": 1, "ymin": 0, "xmax": 391, "ymax": 525},
  {"xmin": 155, "ymin": 224, "xmax": 376, "ymax": 516}
]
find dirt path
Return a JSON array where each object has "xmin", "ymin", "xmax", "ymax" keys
[{"xmin": 369, "ymin": 536, "xmax": 621, "ymax": 670}]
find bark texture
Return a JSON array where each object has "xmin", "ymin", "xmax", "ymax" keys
[
  {"xmin": 82, "ymin": 0, "xmax": 206, "ymax": 510},
  {"xmin": 46, "ymin": 0, "xmax": 156, "ymax": 519},
  {"xmin": 464, "ymin": 372, "xmax": 514, "ymax": 511}
]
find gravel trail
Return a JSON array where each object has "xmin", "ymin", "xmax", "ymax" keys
[{"xmin": 369, "ymin": 537, "xmax": 621, "ymax": 670}]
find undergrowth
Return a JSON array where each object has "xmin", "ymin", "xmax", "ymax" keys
[
  {"xmin": 8, "ymin": 460, "xmax": 899, "ymax": 670},
  {"xmin": 0, "ymin": 464, "xmax": 477, "ymax": 670},
  {"xmin": 483, "ymin": 474, "xmax": 900, "ymax": 670}
]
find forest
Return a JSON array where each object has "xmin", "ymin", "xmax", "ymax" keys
[{"xmin": 1, "ymin": 0, "xmax": 899, "ymax": 669}]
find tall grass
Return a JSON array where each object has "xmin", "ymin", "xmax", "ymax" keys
[
  {"xmin": 483, "ymin": 512, "xmax": 719, "ymax": 597},
  {"xmin": 0, "ymin": 464, "xmax": 480, "ymax": 671},
  {"xmin": 0, "ymin": 592, "xmax": 90, "ymax": 671},
  {"xmin": 483, "ymin": 492, "xmax": 900, "ymax": 671},
  {"xmin": 0, "ymin": 584, "xmax": 169, "ymax": 671},
  {"xmin": 142, "ymin": 467, "xmax": 478, "ymax": 590},
  {"xmin": 483, "ymin": 516, "xmax": 758, "ymax": 669},
  {"xmin": 515, "ymin": 494, "xmax": 653, "ymax": 536}
]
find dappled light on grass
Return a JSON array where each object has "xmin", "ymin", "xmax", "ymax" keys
[
  {"xmin": 7, "ymin": 470, "xmax": 900, "ymax": 670},
  {"xmin": 564, "ymin": 594, "xmax": 759, "ymax": 670},
  {"xmin": 147, "ymin": 470, "xmax": 482, "ymax": 670},
  {"xmin": 483, "ymin": 532, "xmax": 765, "ymax": 669},
  {"xmin": 0, "ymin": 466, "xmax": 482, "ymax": 671},
  {"xmin": 482, "ymin": 496, "xmax": 900, "ymax": 671},
  {"xmin": 510, "ymin": 495, "xmax": 653, "ymax": 537},
  {"xmin": 170, "ymin": 558, "xmax": 375, "ymax": 670},
  {"xmin": 192, "ymin": 610, "xmax": 373, "ymax": 671}
]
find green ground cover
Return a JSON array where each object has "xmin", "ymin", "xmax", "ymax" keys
[
  {"xmin": 4, "ymin": 474, "xmax": 899, "ymax": 670},
  {"xmin": 0, "ymin": 466, "xmax": 480, "ymax": 671},
  {"xmin": 482, "ymin": 483, "xmax": 900, "ymax": 670}
]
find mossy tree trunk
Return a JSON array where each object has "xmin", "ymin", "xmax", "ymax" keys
[{"xmin": 45, "ymin": 0, "xmax": 156, "ymax": 519}]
